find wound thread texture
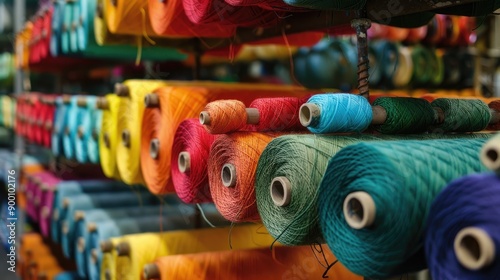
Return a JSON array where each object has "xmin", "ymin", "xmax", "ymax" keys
[
  {"xmin": 208, "ymin": 132, "xmax": 280, "ymax": 222},
  {"xmin": 425, "ymin": 173, "xmax": 500, "ymax": 279},
  {"xmin": 304, "ymin": 94, "xmax": 373, "ymax": 134},
  {"xmin": 431, "ymin": 98, "xmax": 491, "ymax": 132},
  {"xmin": 373, "ymin": 97, "xmax": 435, "ymax": 134},
  {"xmin": 318, "ymin": 138, "xmax": 490, "ymax": 278},
  {"xmin": 171, "ymin": 119, "xmax": 217, "ymax": 203}
]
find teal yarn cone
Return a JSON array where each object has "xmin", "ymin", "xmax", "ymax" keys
[
  {"xmin": 51, "ymin": 0, "xmax": 65, "ymax": 56},
  {"xmin": 62, "ymin": 96, "xmax": 83, "ymax": 159},
  {"xmin": 304, "ymin": 40, "xmax": 340, "ymax": 89},
  {"xmin": 329, "ymin": 39, "xmax": 358, "ymax": 90},
  {"xmin": 318, "ymin": 138, "xmax": 491, "ymax": 278},
  {"xmin": 300, "ymin": 94, "xmax": 373, "ymax": 134},
  {"xmin": 368, "ymin": 44, "xmax": 382, "ymax": 86},
  {"xmin": 75, "ymin": 96, "xmax": 100, "ymax": 163},
  {"xmin": 299, "ymin": 39, "xmax": 357, "ymax": 90},
  {"xmin": 431, "ymin": 98, "xmax": 491, "ymax": 133},
  {"xmin": 69, "ymin": 1, "xmax": 79, "ymax": 53},
  {"xmin": 292, "ymin": 48, "xmax": 310, "ymax": 87},
  {"xmin": 87, "ymin": 105, "xmax": 102, "ymax": 164},
  {"xmin": 76, "ymin": 0, "xmax": 87, "ymax": 52},
  {"xmin": 61, "ymin": 1, "xmax": 73, "ymax": 54},
  {"xmin": 372, "ymin": 97, "xmax": 435, "ymax": 134},
  {"xmin": 371, "ymin": 40, "xmax": 399, "ymax": 87}
]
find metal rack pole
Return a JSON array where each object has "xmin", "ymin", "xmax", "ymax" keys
[{"xmin": 13, "ymin": 0, "xmax": 26, "ymax": 262}]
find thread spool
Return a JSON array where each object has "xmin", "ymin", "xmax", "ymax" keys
[
  {"xmin": 248, "ymin": 96, "xmax": 312, "ymax": 132},
  {"xmin": 99, "ymin": 94, "xmax": 121, "ymax": 180},
  {"xmin": 171, "ymin": 119, "xmax": 217, "ymax": 203},
  {"xmin": 200, "ymin": 95, "xmax": 314, "ymax": 134},
  {"xmin": 245, "ymin": 109, "xmax": 259, "ymax": 124},
  {"xmin": 116, "ymin": 80, "xmax": 172, "ymax": 185},
  {"xmin": 425, "ymin": 173, "xmax": 500, "ymax": 279},
  {"xmin": 142, "ymin": 83, "xmax": 311, "ymax": 194},
  {"xmin": 489, "ymin": 101, "xmax": 500, "ymax": 129},
  {"xmin": 70, "ymin": 95, "xmax": 100, "ymax": 163},
  {"xmin": 51, "ymin": 96, "xmax": 68, "ymax": 156},
  {"xmin": 100, "ymin": 241, "xmax": 113, "ymax": 253},
  {"xmin": 105, "ymin": 270, "xmax": 111, "ymax": 280},
  {"xmin": 454, "ymin": 227, "xmax": 496, "ymax": 270},
  {"xmin": 372, "ymin": 97, "xmax": 500, "ymax": 134},
  {"xmin": 143, "ymin": 264, "xmax": 160, "ymax": 280},
  {"xmin": 299, "ymin": 103, "xmax": 387, "ymax": 127},
  {"xmin": 116, "ymin": 242, "xmax": 130, "ymax": 257},
  {"xmin": 41, "ymin": 207, "xmax": 50, "ymax": 220},
  {"xmin": 88, "ymin": 223, "xmax": 97, "ymax": 232},
  {"xmin": 178, "ymin": 152, "xmax": 190, "ymax": 173},
  {"xmin": 480, "ymin": 135, "xmax": 500, "ymax": 172},
  {"xmin": 62, "ymin": 95, "xmax": 71, "ymax": 104},
  {"xmin": 144, "ymin": 94, "xmax": 159, "ymax": 108},
  {"xmin": 199, "ymin": 111, "xmax": 211, "ymax": 125},
  {"xmin": 74, "ymin": 210, "xmax": 84, "ymax": 221},
  {"xmin": 343, "ymin": 192, "xmax": 376, "ymax": 230},
  {"xmin": 301, "ymin": 40, "xmax": 344, "ymax": 89},
  {"xmin": 150, "ymin": 138, "xmax": 160, "ymax": 159},
  {"xmin": 115, "ymin": 83, "xmax": 129, "ymax": 97},
  {"xmin": 318, "ymin": 138, "xmax": 490, "ymax": 278},
  {"xmin": 97, "ymin": 97, "xmax": 109, "ymax": 110},
  {"xmin": 62, "ymin": 96, "xmax": 82, "ymax": 159},
  {"xmin": 77, "ymin": 237, "xmax": 85, "ymax": 253},
  {"xmin": 103, "ymin": 133, "xmax": 111, "ymax": 148},
  {"xmin": 298, "ymin": 103, "xmax": 319, "ymax": 127},
  {"xmin": 77, "ymin": 97, "xmax": 86, "ymax": 107},
  {"xmin": 121, "ymin": 130, "xmax": 131, "ymax": 148},
  {"xmin": 392, "ymin": 46, "xmax": 414, "ymax": 88},
  {"xmin": 299, "ymin": 94, "xmax": 373, "ymax": 133},
  {"xmin": 372, "ymin": 97, "xmax": 435, "ymax": 134},
  {"xmin": 77, "ymin": 126, "xmax": 84, "ymax": 139},
  {"xmin": 91, "ymin": 249, "xmax": 98, "ymax": 263},
  {"xmin": 270, "ymin": 177, "xmax": 291, "ymax": 207},
  {"xmin": 200, "ymin": 107, "xmax": 260, "ymax": 129},
  {"xmin": 209, "ymin": 132, "xmax": 279, "ymax": 222},
  {"xmin": 431, "ymin": 98, "xmax": 491, "ymax": 132},
  {"xmin": 221, "ymin": 163, "xmax": 237, "ymax": 188}
]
